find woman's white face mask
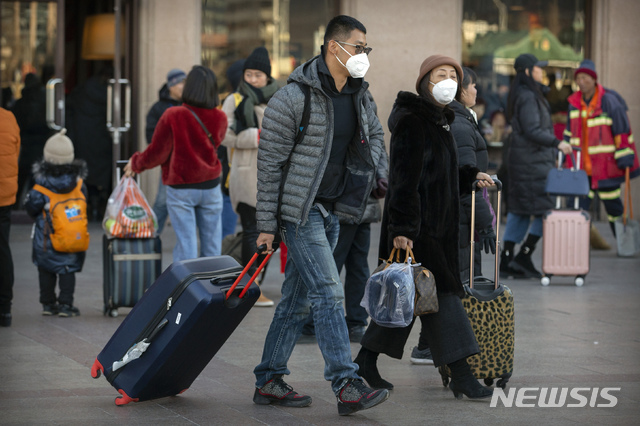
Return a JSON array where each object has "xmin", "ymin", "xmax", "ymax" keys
[
  {"xmin": 430, "ymin": 78, "xmax": 458, "ymax": 105},
  {"xmin": 335, "ymin": 43, "xmax": 370, "ymax": 78}
]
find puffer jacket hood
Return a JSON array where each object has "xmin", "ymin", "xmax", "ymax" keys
[{"xmin": 32, "ymin": 159, "xmax": 89, "ymax": 194}]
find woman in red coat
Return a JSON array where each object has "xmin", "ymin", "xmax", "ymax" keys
[{"xmin": 125, "ymin": 66, "xmax": 228, "ymax": 261}]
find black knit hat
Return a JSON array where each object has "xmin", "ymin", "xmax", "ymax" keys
[{"xmin": 244, "ymin": 47, "xmax": 271, "ymax": 77}]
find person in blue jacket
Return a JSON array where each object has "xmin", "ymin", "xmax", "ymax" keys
[{"xmin": 24, "ymin": 130, "xmax": 88, "ymax": 317}]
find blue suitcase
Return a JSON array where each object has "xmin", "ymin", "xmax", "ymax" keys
[
  {"xmin": 102, "ymin": 235, "xmax": 162, "ymax": 316},
  {"xmin": 91, "ymin": 252, "xmax": 269, "ymax": 405}
]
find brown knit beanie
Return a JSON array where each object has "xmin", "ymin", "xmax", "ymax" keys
[
  {"xmin": 415, "ymin": 54, "xmax": 463, "ymax": 93},
  {"xmin": 43, "ymin": 128, "xmax": 74, "ymax": 165}
]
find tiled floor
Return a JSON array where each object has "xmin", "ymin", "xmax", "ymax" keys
[{"xmin": 1, "ymin": 218, "xmax": 639, "ymax": 425}]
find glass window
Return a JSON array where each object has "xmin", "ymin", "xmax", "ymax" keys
[
  {"xmin": 201, "ymin": 0, "xmax": 339, "ymax": 96},
  {"xmin": 1, "ymin": 1, "xmax": 57, "ymax": 108},
  {"xmin": 462, "ymin": 0, "xmax": 588, "ymax": 141}
]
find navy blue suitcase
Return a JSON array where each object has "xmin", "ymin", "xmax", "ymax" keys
[{"xmin": 91, "ymin": 253, "xmax": 269, "ymax": 405}]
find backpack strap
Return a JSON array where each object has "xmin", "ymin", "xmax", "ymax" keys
[{"xmin": 294, "ymin": 82, "xmax": 311, "ymax": 145}]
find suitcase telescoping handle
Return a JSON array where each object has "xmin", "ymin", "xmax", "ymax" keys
[
  {"xmin": 225, "ymin": 244, "xmax": 273, "ymax": 300},
  {"xmin": 470, "ymin": 177, "xmax": 502, "ymax": 289},
  {"xmin": 555, "ymin": 147, "xmax": 583, "ymax": 210}
]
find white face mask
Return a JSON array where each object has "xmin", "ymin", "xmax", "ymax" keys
[
  {"xmin": 430, "ymin": 78, "xmax": 458, "ymax": 105},
  {"xmin": 335, "ymin": 43, "xmax": 370, "ymax": 78}
]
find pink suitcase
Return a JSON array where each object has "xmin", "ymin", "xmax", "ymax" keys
[
  {"xmin": 541, "ymin": 209, "xmax": 590, "ymax": 286},
  {"xmin": 541, "ymin": 150, "xmax": 591, "ymax": 286}
]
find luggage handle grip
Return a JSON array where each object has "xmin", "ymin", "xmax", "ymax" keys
[
  {"xmin": 225, "ymin": 245, "xmax": 272, "ymax": 300},
  {"xmin": 470, "ymin": 177, "xmax": 502, "ymax": 289}
]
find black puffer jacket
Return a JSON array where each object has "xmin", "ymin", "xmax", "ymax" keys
[
  {"xmin": 24, "ymin": 160, "xmax": 89, "ymax": 274},
  {"xmin": 381, "ymin": 92, "xmax": 479, "ymax": 297},
  {"xmin": 450, "ymin": 100, "xmax": 492, "ymax": 278},
  {"xmin": 507, "ymin": 84, "xmax": 559, "ymax": 215},
  {"xmin": 145, "ymin": 84, "xmax": 181, "ymax": 144}
]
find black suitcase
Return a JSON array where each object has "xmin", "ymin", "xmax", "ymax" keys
[
  {"xmin": 91, "ymin": 250, "xmax": 271, "ymax": 405},
  {"xmin": 102, "ymin": 235, "xmax": 162, "ymax": 316},
  {"xmin": 439, "ymin": 178, "xmax": 514, "ymax": 389}
]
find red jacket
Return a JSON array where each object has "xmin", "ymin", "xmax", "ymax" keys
[
  {"xmin": 565, "ymin": 84, "xmax": 639, "ymax": 189},
  {"xmin": 131, "ymin": 105, "xmax": 227, "ymax": 185}
]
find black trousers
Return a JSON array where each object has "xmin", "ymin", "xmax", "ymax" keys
[
  {"xmin": 0, "ymin": 206, "xmax": 13, "ymax": 314},
  {"xmin": 38, "ymin": 267, "xmax": 76, "ymax": 306},
  {"xmin": 360, "ymin": 293, "xmax": 479, "ymax": 367}
]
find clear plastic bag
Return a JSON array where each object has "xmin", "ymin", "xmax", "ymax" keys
[
  {"xmin": 361, "ymin": 261, "xmax": 415, "ymax": 328},
  {"xmin": 102, "ymin": 177, "xmax": 158, "ymax": 239}
]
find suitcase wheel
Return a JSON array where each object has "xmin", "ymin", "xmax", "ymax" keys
[
  {"xmin": 90, "ymin": 358, "xmax": 104, "ymax": 379},
  {"xmin": 541, "ymin": 276, "xmax": 551, "ymax": 286},
  {"xmin": 574, "ymin": 276, "xmax": 585, "ymax": 287},
  {"xmin": 108, "ymin": 309, "xmax": 119, "ymax": 318},
  {"xmin": 496, "ymin": 378, "xmax": 509, "ymax": 389},
  {"xmin": 484, "ymin": 378, "xmax": 494, "ymax": 387},
  {"xmin": 115, "ymin": 388, "xmax": 139, "ymax": 406}
]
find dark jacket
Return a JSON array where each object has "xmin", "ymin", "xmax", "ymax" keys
[
  {"xmin": 145, "ymin": 84, "xmax": 181, "ymax": 144},
  {"xmin": 12, "ymin": 82, "xmax": 51, "ymax": 187},
  {"xmin": 256, "ymin": 55, "xmax": 386, "ymax": 233},
  {"xmin": 66, "ymin": 76, "xmax": 112, "ymax": 190},
  {"xmin": 24, "ymin": 160, "xmax": 88, "ymax": 274},
  {"xmin": 507, "ymin": 84, "xmax": 559, "ymax": 215},
  {"xmin": 382, "ymin": 92, "xmax": 479, "ymax": 297}
]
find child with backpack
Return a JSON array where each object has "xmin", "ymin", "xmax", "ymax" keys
[{"xmin": 24, "ymin": 129, "xmax": 89, "ymax": 317}]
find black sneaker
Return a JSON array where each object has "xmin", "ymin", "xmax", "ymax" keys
[
  {"xmin": 253, "ymin": 377, "xmax": 312, "ymax": 407},
  {"xmin": 58, "ymin": 304, "xmax": 80, "ymax": 317},
  {"xmin": 410, "ymin": 346, "xmax": 434, "ymax": 365},
  {"xmin": 42, "ymin": 304, "xmax": 59, "ymax": 316},
  {"xmin": 337, "ymin": 378, "xmax": 389, "ymax": 416}
]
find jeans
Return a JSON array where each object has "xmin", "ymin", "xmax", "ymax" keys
[
  {"xmin": 254, "ymin": 206, "xmax": 359, "ymax": 394},
  {"xmin": 221, "ymin": 193, "xmax": 238, "ymax": 238},
  {"xmin": 303, "ymin": 222, "xmax": 371, "ymax": 332},
  {"xmin": 0, "ymin": 206, "xmax": 13, "ymax": 314},
  {"xmin": 153, "ymin": 175, "xmax": 169, "ymax": 234},
  {"xmin": 166, "ymin": 185, "xmax": 223, "ymax": 262},
  {"xmin": 502, "ymin": 212, "xmax": 543, "ymax": 243},
  {"xmin": 38, "ymin": 267, "xmax": 76, "ymax": 306}
]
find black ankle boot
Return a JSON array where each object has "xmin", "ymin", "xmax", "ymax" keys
[
  {"xmin": 447, "ymin": 358, "xmax": 492, "ymax": 399},
  {"xmin": 354, "ymin": 348, "xmax": 394, "ymax": 390},
  {"xmin": 509, "ymin": 235, "xmax": 542, "ymax": 279},
  {"xmin": 500, "ymin": 241, "xmax": 523, "ymax": 278}
]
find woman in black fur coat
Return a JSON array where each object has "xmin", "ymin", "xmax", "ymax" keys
[{"xmin": 354, "ymin": 55, "xmax": 495, "ymax": 400}]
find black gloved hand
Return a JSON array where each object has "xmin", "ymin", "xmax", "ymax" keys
[
  {"xmin": 371, "ymin": 178, "xmax": 388, "ymax": 199},
  {"xmin": 478, "ymin": 226, "xmax": 497, "ymax": 255}
]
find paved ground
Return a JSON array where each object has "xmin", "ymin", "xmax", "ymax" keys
[{"xmin": 1, "ymin": 216, "xmax": 639, "ymax": 425}]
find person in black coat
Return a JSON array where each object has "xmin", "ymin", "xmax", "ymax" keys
[
  {"xmin": 354, "ymin": 55, "xmax": 495, "ymax": 400},
  {"xmin": 500, "ymin": 54, "xmax": 572, "ymax": 279},
  {"xmin": 451, "ymin": 67, "xmax": 496, "ymax": 280},
  {"xmin": 11, "ymin": 73, "xmax": 52, "ymax": 207}
]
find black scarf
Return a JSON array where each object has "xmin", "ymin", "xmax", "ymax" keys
[{"xmin": 233, "ymin": 79, "xmax": 279, "ymax": 133}]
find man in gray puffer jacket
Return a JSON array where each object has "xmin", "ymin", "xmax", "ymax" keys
[{"xmin": 252, "ymin": 15, "xmax": 389, "ymax": 417}]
